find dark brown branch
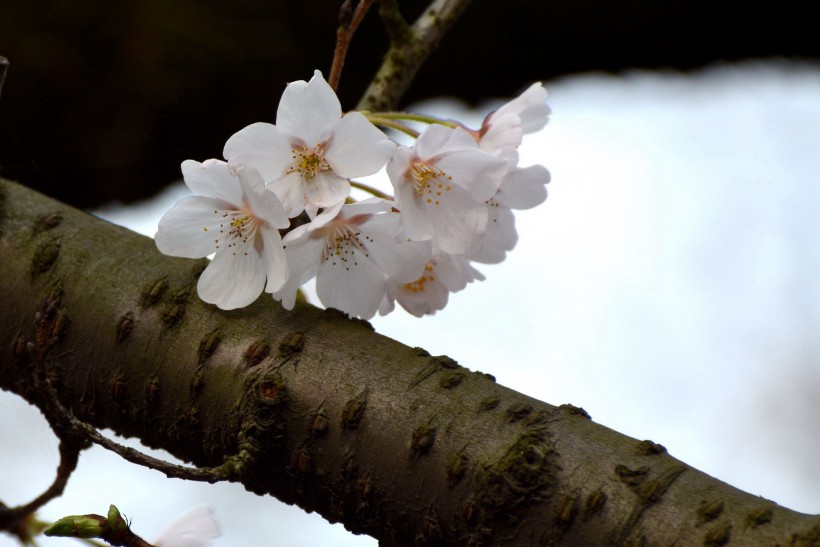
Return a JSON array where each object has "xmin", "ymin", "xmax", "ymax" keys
[{"xmin": 328, "ymin": 0, "xmax": 377, "ymax": 91}]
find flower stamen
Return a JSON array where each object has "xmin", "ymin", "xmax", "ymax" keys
[
  {"xmin": 287, "ymin": 144, "xmax": 330, "ymax": 181},
  {"xmin": 410, "ymin": 161, "xmax": 452, "ymax": 205}
]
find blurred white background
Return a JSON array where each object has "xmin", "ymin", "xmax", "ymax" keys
[{"xmin": 2, "ymin": 59, "xmax": 818, "ymax": 546}]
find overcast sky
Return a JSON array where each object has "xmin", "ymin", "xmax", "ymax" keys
[{"xmin": 2, "ymin": 59, "xmax": 818, "ymax": 547}]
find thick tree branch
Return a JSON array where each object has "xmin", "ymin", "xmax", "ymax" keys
[{"xmin": 1, "ymin": 177, "xmax": 818, "ymax": 545}]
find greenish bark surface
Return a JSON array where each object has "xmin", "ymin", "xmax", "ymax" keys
[{"xmin": 1, "ymin": 177, "xmax": 818, "ymax": 545}]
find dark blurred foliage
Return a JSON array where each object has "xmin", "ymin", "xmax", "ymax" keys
[{"xmin": 0, "ymin": 0, "xmax": 816, "ymax": 208}]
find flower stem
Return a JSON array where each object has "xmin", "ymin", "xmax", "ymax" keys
[
  {"xmin": 365, "ymin": 115, "xmax": 420, "ymax": 138},
  {"xmin": 350, "ymin": 180, "xmax": 394, "ymax": 201}
]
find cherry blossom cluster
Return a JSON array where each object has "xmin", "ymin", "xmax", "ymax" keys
[{"xmin": 155, "ymin": 70, "xmax": 550, "ymax": 319}]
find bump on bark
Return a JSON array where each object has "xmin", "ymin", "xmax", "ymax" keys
[
  {"xmin": 635, "ymin": 439, "xmax": 667, "ymax": 455},
  {"xmin": 473, "ymin": 430, "xmax": 559, "ymax": 538},
  {"xmin": 342, "ymin": 389, "xmax": 367, "ymax": 430},
  {"xmin": 30, "ymin": 238, "xmax": 60, "ymax": 276},
  {"xmin": 696, "ymin": 499, "xmax": 725, "ymax": 525}
]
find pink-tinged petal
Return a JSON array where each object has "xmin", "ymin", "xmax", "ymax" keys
[
  {"xmin": 303, "ymin": 171, "xmax": 350, "ymax": 209},
  {"xmin": 316, "ymin": 251, "xmax": 385, "ymax": 319},
  {"xmin": 436, "ymin": 149, "xmax": 507, "ymax": 201},
  {"xmin": 325, "ymin": 112, "xmax": 396, "ymax": 178},
  {"xmin": 223, "ymin": 122, "xmax": 293, "ymax": 182},
  {"xmin": 479, "ymin": 112, "xmax": 524, "ymax": 154},
  {"xmin": 181, "ymin": 160, "xmax": 244, "ymax": 206},
  {"xmin": 236, "ymin": 166, "xmax": 290, "ymax": 229},
  {"xmin": 155, "ymin": 196, "xmax": 226, "ymax": 258},
  {"xmin": 497, "ymin": 164, "xmax": 550, "ymax": 209},
  {"xmin": 197, "ymin": 243, "xmax": 266, "ymax": 310},
  {"xmin": 494, "ymin": 82, "xmax": 550, "ymax": 133},
  {"xmin": 276, "ymin": 71, "xmax": 341, "ymax": 145}
]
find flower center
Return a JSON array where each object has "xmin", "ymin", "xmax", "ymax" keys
[
  {"xmin": 288, "ymin": 144, "xmax": 330, "ymax": 181},
  {"xmin": 402, "ymin": 262, "xmax": 436, "ymax": 293},
  {"xmin": 322, "ymin": 216, "xmax": 372, "ymax": 270},
  {"xmin": 410, "ymin": 161, "xmax": 452, "ymax": 206},
  {"xmin": 209, "ymin": 208, "xmax": 260, "ymax": 255}
]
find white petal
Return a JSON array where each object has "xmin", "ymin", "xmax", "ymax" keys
[
  {"xmin": 258, "ymin": 225, "xmax": 288, "ymax": 293},
  {"xmin": 303, "ymin": 171, "xmax": 351, "ymax": 209},
  {"xmin": 436, "ymin": 149, "xmax": 507, "ymax": 202},
  {"xmin": 394, "ymin": 266, "xmax": 450, "ymax": 317},
  {"xmin": 469, "ymin": 205, "xmax": 517, "ymax": 264},
  {"xmin": 223, "ymin": 122, "xmax": 293, "ymax": 182},
  {"xmin": 271, "ymin": 236, "xmax": 324, "ymax": 309},
  {"xmin": 497, "ymin": 164, "xmax": 550, "ymax": 209},
  {"xmin": 154, "ymin": 506, "xmax": 220, "ymax": 547},
  {"xmin": 283, "ymin": 202, "xmax": 343, "ymax": 243},
  {"xmin": 479, "ymin": 112, "xmax": 524, "ymax": 154},
  {"xmin": 236, "ymin": 166, "xmax": 290, "ymax": 228},
  {"xmin": 181, "ymin": 159, "xmax": 243, "ymax": 206},
  {"xmin": 436, "ymin": 253, "xmax": 485, "ymax": 291},
  {"xmin": 276, "ymin": 71, "xmax": 341, "ymax": 145},
  {"xmin": 155, "ymin": 196, "xmax": 226, "ymax": 258},
  {"xmin": 386, "ymin": 145, "xmax": 414, "ymax": 187},
  {"xmin": 269, "ymin": 172, "xmax": 309, "ymax": 217},
  {"xmin": 363, "ymin": 213, "xmax": 431, "ymax": 282},
  {"xmin": 494, "ymin": 82, "xmax": 550, "ymax": 134},
  {"xmin": 197, "ymin": 243, "xmax": 266, "ymax": 310},
  {"xmin": 425, "ymin": 185, "xmax": 487, "ymax": 255},
  {"xmin": 316, "ymin": 250, "xmax": 386, "ymax": 319},
  {"xmin": 395, "ymin": 182, "xmax": 435, "ymax": 243},
  {"xmin": 415, "ymin": 125, "xmax": 477, "ymax": 161},
  {"xmin": 325, "ymin": 112, "xmax": 396, "ymax": 178}
]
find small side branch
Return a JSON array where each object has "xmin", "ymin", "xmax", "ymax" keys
[
  {"xmin": 358, "ymin": 0, "xmax": 474, "ymax": 111},
  {"xmin": 329, "ymin": 0, "xmax": 378, "ymax": 91}
]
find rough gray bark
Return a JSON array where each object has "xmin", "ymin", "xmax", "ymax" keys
[{"xmin": 1, "ymin": 177, "xmax": 818, "ymax": 545}]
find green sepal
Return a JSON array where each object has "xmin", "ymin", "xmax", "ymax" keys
[{"xmin": 107, "ymin": 504, "xmax": 128, "ymax": 533}]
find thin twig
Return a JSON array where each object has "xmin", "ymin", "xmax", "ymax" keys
[
  {"xmin": 26, "ymin": 287, "xmax": 236, "ymax": 486},
  {"xmin": 0, "ymin": 56, "xmax": 8, "ymax": 100},
  {"xmin": 328, "ymin": 0, "xmax": 377, "ymax": 91},
  {"xmin": 358, "ymin": 0, "xmax": 474, "ymax": 111}
]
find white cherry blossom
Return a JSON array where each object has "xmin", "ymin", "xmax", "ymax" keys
[
  {"xmin": 155, "ymin": 159, "xmax": 289, "ymax": 310},
  {"xmin": 469, "ymin": 164, "xmax": 550, "ymax": 264},
  {"xmin": 271, "ymin": 198, "xmax": 431, "ymax": 319},
  {"xmin": 224, "ymin": 70, "xmax": 396, "ymax": 217},
  {"xmin": 382, "ymin": 252, "xmax": 485, "ymax": 317},
  {"xmin": 387, "ymin": 124, "xmax": 508, "ymax": 255},
  {"xmin": 478, "ymin": 82, "xmax": 550, "ymax": 159}
]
